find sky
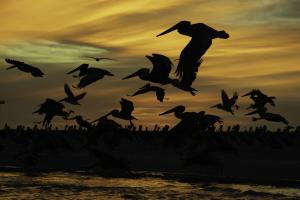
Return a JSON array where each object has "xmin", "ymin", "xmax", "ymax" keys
[{"xmin": 0, "ymin": 0, "xmax": 299, "ymax": 129}]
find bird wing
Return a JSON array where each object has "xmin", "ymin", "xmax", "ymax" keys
[
  {"xmin": 64, "ymin": 84, "xmax": 75, "ymax": 99},
  {"xmin": 67, "ymin": 64, "xmax": 89, "ymax": 74},
  {"xmin": 77, "ymin": 73, "xmax": 102, "ymax": 89},
  {"xmin": 221, "ymin": 90, "xmax": 230, "ymax": 105},
  {"xmin": 131, "ymin": 87, "xmax": 151, "ymax": 97},
  {"xmin": 120, "ymin": 98, "xmax": 134, "ymax": 115},
  {"xmin": 147, "ymin": 54, "xmax": 172, "ymax": 79},
  {"xmin": 179, "ymin": 60, "xmax": 202, "ymax": 88},
  {"xmin": 155, "ymin": 87, "xmax": 165, "ymax": 102},
  {"xmin": 5, "ymin": 59, "xmax": 24, "ymax": 66},
  {"xmin": 75, "ymin": 92, "xmax": 87, "ymax": 100}
]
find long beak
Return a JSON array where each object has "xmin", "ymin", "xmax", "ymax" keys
[
  {"xmin": 67, "ymin": 64, "xmax": 87, "ymax": 75},
  {"xmin": 159, "ymin": 107, "xmax": 176, "ymax": 116},
  {"xmin": 156, "ymin": 24, "xmax": 178, "ymax": 37},
  {"xmin": 139, "ymin": 83, "xmax": 150, "ymax": 90},
  {"xmin": 242, "ymin": 91, "xmax": 252, "ymax": 97},
  {"xmin": 107, "ymin": 72, "xmax": 114, "ymax": 76},
  {"xmin": 245, "ymin": 110, "xmax": 259, "ymax": 116},
  {"xmin": 122, "ymin": 70, "xmax": 140, "ymax": 80},
  {"xmin": 6, "ymin": 66, "xmax": 16, "ymax": 70},
  {"xmin": 210, "ymin": 104, "xmax": 218, "ymax": 108},
  {"xmin": 92, "ymin": 111, "xmax": 113, "ymax": 123}
]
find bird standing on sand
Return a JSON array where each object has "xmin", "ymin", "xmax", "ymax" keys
[
  {"xmin": 59, "ymin": 84, "xmax": 86, "ymax": 105},
  {"xmin": 211, "ymin": 90, "xmax": 239, "ymax": 115},
  {"xmin": 67, "ymin": 64, "xmax": 114, "ymax": 89},
  {"xmin": 5, "ymin": 59, "xmax": 44, "ymax": 77}
]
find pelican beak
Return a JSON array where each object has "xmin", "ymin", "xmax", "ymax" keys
[
  {"xmin": 245, "ymin": 110, "xmax": 258, "ymax": 116},
  {"xmin": 6, "ymin": 66, "xmax": 16, "ymax": 70},
  {"xmin": 139, "ymin": 83, "xmax": 150, "ymax": 90},
  {"xmin": 242, "ymin": 91, "xmax": 252, "ymax": 97},
  {"xmin": 156, "ymin": 25, "xmax": 178, "ymax": 37},
  {"xmin": 107, "ymin": 72, "xmax": 114, "ymax": 76},
  {"xmin": 122, "ymin": 70, "xmax": 140, "ymax": 80},
  {"xmin": 159, "ymin": 107, "xmax": 176, "ymax": 116},
  {"xmin": 210, "ymin": 104, "xmax": 218, "ymax": 108}
]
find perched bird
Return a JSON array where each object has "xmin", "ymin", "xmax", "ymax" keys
[
  {"xmin": 33, "ymin": 98, "xmax": 73, "ymax": 127},
  {"xmin": 67, "ymin": 64, "xmax": 114, "ymax": 88},
  {"xmin": 245, "ymin": 107, "xmax": 288, "ymax": 125},
  {"xmin": 59, "ymin": 84, "xmax": 86, "ymax": 105},
  {"xmin": 94, "ymin": 98, "xmax": 137, "ymax": 126},
  {"xmin": 128, "ymin": 83, "xmax": 166, "ymax": 102},
  {"xmin": 68, "ymin": 115, "xmax": 92, "ymax": 129},
  {"xmin": 84, "ymin": 56, "xmax": 116, "ymax": 62},
  {"xmin": 157, "ymin": 21, "xmax": 229, "ymax": 89},
  {"xmin": 5, "ymin": 59, "xmax": 44, "ymax": 77},
  {"xmin": 211, "ymin": 90, "xmax": 239, "ymax": 114},
  {"xmin": 123, "ymin": 54, "xmax": 173, "ymax": 85}
]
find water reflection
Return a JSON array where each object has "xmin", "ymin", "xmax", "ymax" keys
[{"xmin": 0, "ymin": 172, "xmax": 299, "ymax": 200}]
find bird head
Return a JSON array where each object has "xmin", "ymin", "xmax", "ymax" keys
[{"xmin": 218, "ymin": 30, "xmax": 229, "ymax": 39}]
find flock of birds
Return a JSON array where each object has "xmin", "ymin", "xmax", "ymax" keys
[{"xmin": 1, "ymin": 21, "xmax": 289, "ymax": 131}]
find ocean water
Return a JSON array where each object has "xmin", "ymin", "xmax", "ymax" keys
[{"xmin": 0, "ymin": 172, "xmax": 299, "ymax": 200}]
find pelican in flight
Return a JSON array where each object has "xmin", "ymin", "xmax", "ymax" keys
[
  {"xmin": 5, "ymin": 59, "xmax": 44, "ymax": 77},
  {"xmin": 128, "ymin": 83, "xmax": 166, "ymax": 102},
  {"xmin": 246, "ymin": 107, "xmax": 288, "ymax": 125},
  {"xmin": 59, "ymin": 84, "xmax": 87, "ymax": 105},
  {"xmin": 123, "ymin": 53, "xmax": 173, "ymax": 85},
  {"xmin": 211, "ymin": 90, "xmax": 239, "ymax": 114},
  {"xmin": 242, "ymin": 89, "xmax": 275, "ymax": 109},
  {"xmin": 67, "ymin": 64, "xmax": 114, "ymax": 89},
  {"xmin": 84, "ymin": 56, "xmax": 116, "ymax": 62},
  {"xmin": 157, "ymin": 21, "xmax": 229, "ymax": 79},
  {"xmin": 33, "ymin": 98, "xmax": 73, "ymax": 127},
  {"xmin": 69, "ymin": 115, "xmax": 92, "ymax": 129},
  {"xmin": 94, "ymin": 98, "xmax": 136, "ymax": 126}
]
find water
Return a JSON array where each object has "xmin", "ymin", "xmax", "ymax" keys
[{"xmin": 0, "ymin": 172, "xmax": 299, "ymax": 200}]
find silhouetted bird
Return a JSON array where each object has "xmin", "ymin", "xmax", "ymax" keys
[
  {"xmin": 59, "ymin": 84, "xmax": 87, "ymax": 105},
  {"xmin": 0, "ymin": 100, "xmax": 5, "ymax": 104},
  {"xmin": 157, "ymin": 21, "xmax": 229, "ymax": 80},
  {"xmin": 69, "ymin": 115, "xmax": 92, "ymax": 129},
  {"xmin": 211, "ymin": 90, "xmax": 239, "ymax": 114},
  {"xmin": 243, "ymin": 89, "xmax": 275, "ymax": 109},
  {"xmin": 246, "ymin": 107, "xmax": 288, "ymax": 125},
  {"xmin": 123, "ymin": 54, "xmax": 173, "ymax": 85},
  {"xmin": 84, "ymin": 56, "xmax": 116, "ymax": 62},
  {"xmin": 5, "ymin": 59, "xmax": 44, "ymax": 77},
  {"xmin": 67, "ymin": 64, "xmax": 114, "ymax": 88},
  {"xmin": 200, "ymin": 114, "xmax": 223, "ymax": 130},
  {"xmin": 95, "ymin": 98, "xmax": 136, "ymax": 126},
  {"xmin": 33, "ymin": 98, "xmax": 73, "ymax": 127},
  {"xmin": 128, "ymin": 83, "xmax": 165, "ymax": 102}
]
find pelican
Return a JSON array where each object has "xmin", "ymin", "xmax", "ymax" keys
[
  {"xmin": 94, "ymin": 98, "xmax": 136, "ymax": 126},
  {"xmin": 84, "ymin": 56, "xmax": 116, "ymax": 62},
  {"xmin": 242, "ymin": 89, "xmax": 275, "ymax": 109},
  {"xmin": 211, "ymin": 90, "xmax": 239, "ymax": 114},
  {"xmin": 33, "ymin": 98, "xmax": 73, "ymax": 127},
  {"xmin": 67, "ymin": 64, "xmax": 114, "ymax": 89},
  {"xmin": 245, "ymin": 107, "xmax": 288, "ymax": 125},
  {"xmin": 5, "ymin": 59, "xmax": 44, "ymax": 77},
  {"xmin": 59, "ymin": 84, "xmax": 86, "ymax": 105},
  {"xmin": 122, "ymin": 53, "xmax": 173, "ymax": 85},
  {"xmin": 68, "ymin": 115, "xmax": 92, "ymax": 129},
  {"xmin": 200, "ymin": 114, "xmax": 223, "ymax": 130},
  {"xmin": 157, "ymin": 21, "xmax": 229, "ymax": 79},
  {"xmin": 128, "ymin": 83, "xmax": 165, "ymax": 102}
]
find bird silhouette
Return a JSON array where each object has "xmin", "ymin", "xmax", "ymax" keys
[
  {"xmin": 243, "ymin": 89, "xmax": 275, "ymax": 109},
  {"xmin": 0, "ymin": 100, "xmax": 5, "ymax": 104},
  {"xmin": 33, "ymin": 98, "xmax": 73, "ymax": 127},
  {"xmin": 84, "ymin": 56, "xmax": 116, "ymax": 62},
  {"xmin": 5, "ymin": 59, "xmax": 44, "ymax": 77},
  {"xmin": 128, "ymin": 83, "xmax": 166, "ymax": 102},
  {"xmin": 59, "ymin": 84, "xmax": 87, "ymax": 105},
  {"xmin": 122, "ymin": 54, "xmax": 173, "ymax": 85},
  {"xmin": 94, "ymin": 98, "xmax": 136, "ymax": 126},
  {"xmin": 157, "ymin": 21, "xmax": 229, "ymax": 79},
  {"xmin": 245, "ymin": 107, "xmax": 288, "ymax": 125},
  {"xmin": 68, "ymin": 115, "xmax": 92, "ymax": 129},
  {"xmin": 199, "ymin": 113, "xmax": 223, "ymax": 131},
  {"xmin": 211, "ymin": 90, "xmax": 239, "ymax": 114},
  {"xmin": 67, "ymin": 64, "xmax": 114, "ymax": 89}
]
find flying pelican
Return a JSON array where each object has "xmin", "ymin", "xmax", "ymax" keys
[
  {"xmin": 122, "ymin": 53, "xmax": 173, "ymax": 85},
  {"xmin": 59, "ymin": 84, "xmax": 87, "ymax": 105},
  {"xmin": 128, "ymin": 83, "xmax": 166, "ymax": 102},
  {"xmin": 84, "ymin": 56, "xmax": 116, "ymax": 62},
  {"xmin": 33, "ymin": 98, "xmax": 73, "ymax": 127},
  {"xmin": 68, "ymin": 115, "xmax": 92, "ymax": 129},
  {"xmin": 245, "ymin": 107, "xmax": 288, "ymax": 125},
  {"xmin": 94, "ymin": 98, "xmax": 137, "ymax": 126},
  {"xmin": 242, "ymin": 89, "xmax": 275, "ymax": 109},
  {"xmin": 5, "ymin": 59, "xmax": 44, "ymax": 77},
  {"xmin": 211, "ymin": 90, "xmax": 239, "ymax": 114},
  {"xmin": 157, "ymin": 21, "xmax": 229, "ymax": 79},
  {"xmin": 67, "ymin": 64, "xmax": 114, "ymax": 88}
]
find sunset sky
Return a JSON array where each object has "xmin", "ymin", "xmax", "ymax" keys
[{"xmin": 0, "ymin": 0, "xmax": 299, "ymax": 129}]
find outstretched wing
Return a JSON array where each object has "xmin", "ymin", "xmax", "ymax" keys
[
  {"xmin": 221, "ymin": 90, "xmax": 230, "ymax": 104},
  {"xmin": 155, "ymin": 88, "xmax": 165, "ymax": 102},
  {"xmin": 75, "ymin": 92, "xmax": 87, "ymax": 100},
  {"xmin": 119, "ymin": 98, "xmax": 134, "ymax": 116},
  {"xmin": 67, "ymin": 64, "xmax": 89, "ymax": 74},
  {"xmin": 64, "ymin": 84, "xmax": 74, "ymax": 98},
  {"xmin": 147, "ymin": 54, "xmax": 172, "ymax": 79},
  {"xmin": 180, "ymin": 59, "xmax": 202, "ymax": 88},
  {"xmin": 5, "ymin": 59, "xmax": 24, "ymax": 66}
]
